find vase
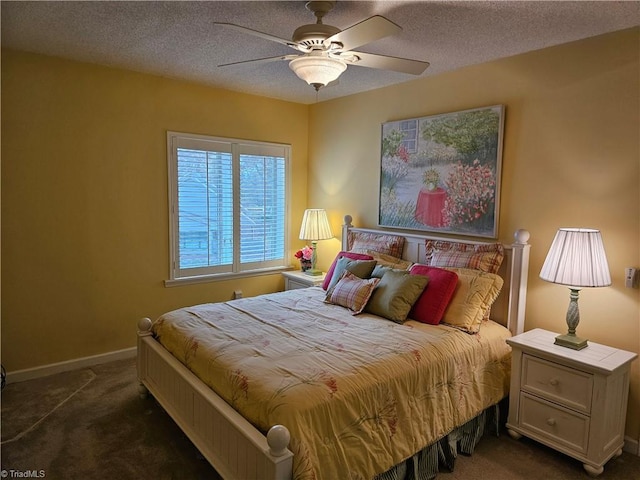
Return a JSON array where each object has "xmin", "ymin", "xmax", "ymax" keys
[{"xmin": 300, "ymin": 260, "xmax": 312, "ymax": 271}]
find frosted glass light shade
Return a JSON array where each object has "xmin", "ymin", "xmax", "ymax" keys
[
  {"xmin": 299, "ymin": 209, "xmax": 333, "ymax": 241},
  {"xmin": 540, "ymin": 228, "xmax": 611, "ymax": 288},
  {"xmin": 289, "ymin": 54, "xmax": 346, "ymax": 89}
]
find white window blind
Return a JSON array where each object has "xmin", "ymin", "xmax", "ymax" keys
[{"xmin": 167, "ymin": 132, "xmax": 289, "ymax": 282}]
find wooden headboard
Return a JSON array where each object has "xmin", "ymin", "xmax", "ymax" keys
[{"xmin": 340, "ymin": 215, "xmax": 531, "ymax": 336}]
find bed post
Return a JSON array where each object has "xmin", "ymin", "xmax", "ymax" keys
[
  {"xmin": 507, "ymin": 230, "xmax": 531, "ymax": 336},
  {"xmin": 137, "ymin": 317, "xmax": 153, "ymax": 398},
  {"xmin": 136, "ymin": 317, "xmax": 294, "ymax": 480},
  {"xmin": 342, "ymin": 214, "xmax": 353, "ymax": 251}
]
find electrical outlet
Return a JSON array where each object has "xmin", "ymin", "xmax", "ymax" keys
[
  {"xmin": 625, "ymin": 268, "xmax": 638, "ymax": 288},
  {"xmin": 233, "ymin": 290, "xmax": 243, "ymax": 299}
]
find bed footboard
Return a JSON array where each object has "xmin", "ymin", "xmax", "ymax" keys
[{"xmin": 137, "ymin": 318, "xmax": 293, "ymax": 480}]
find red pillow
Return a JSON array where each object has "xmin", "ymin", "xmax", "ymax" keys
[
  {"xmin": 322, "ymin": 251, "xmax": 375, "ymax": 290},
  {"xmin": 408, "ymin": 265, "xmax": 459, "ymax": 325}
]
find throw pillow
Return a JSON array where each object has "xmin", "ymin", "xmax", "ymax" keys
[
  {"xmin": 365, "ymin": 269, "xmax": 429, "ymax": 323},
  {"xmin": 425, "ymin": 240, "xmax": 504, "ymax": 274},
  {"xmin": 348, "ymin": 231, "xmax": 405, "ymax": 259},
  {"xmin": 325, "ymin": 257, "xmax": 377, "ymax": 292},
  {"xmin": 325, "ymin": 271, "xmax": 380, "ymax": 314},
  {"xmin": 441, "ymin": 268, "xmax": 504, "ymax": 333},
  {"xmin": 322, "ymin": 251, "xmax": 374, "ymax": 290},
  {"xmin": 408, "ymin": 265, "xmax": 459, "ymax": 325}
]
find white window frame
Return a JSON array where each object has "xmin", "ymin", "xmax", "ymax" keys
[{"xmin": 165, "ymin": 131, "xmax": 290, "ymax": 286}]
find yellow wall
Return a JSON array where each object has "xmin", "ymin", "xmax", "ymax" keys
[
  {"xmin": 2, "ymin": 28, "xmax": 638, "ymax": 441},
  {"xmin": 1, "ymin": 50, "xmax": 309, "ymax": 370},
  {"xmin": 308, "ymin": 28, "xmax": 639, "ymax": 441}
]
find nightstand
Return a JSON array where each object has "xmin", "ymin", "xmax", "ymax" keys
[
  {"xmin": 282, "ymin": 270, "xmax": 326, "ymax": 290},
  {"xmin": 506, "ymin": 328, "xmax": 637, "ymax": 477}
]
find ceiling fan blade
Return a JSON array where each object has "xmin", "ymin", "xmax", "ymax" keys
[
  {"xmin": 325, "ymin": 16, "xmax": 401, "ymax": 51},
  {"xmin": 219, "ymin": 54, "xmax": 299, "ymax": 68},
  {"xmin": 214, "ymin": 23, "xmax": 301, "ymax": 51},
  {"xmin": 349, "ymin": 51, "xmax": 430, "ymax": 75}
]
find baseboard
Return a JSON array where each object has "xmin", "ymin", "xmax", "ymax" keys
[
  {"xmin": 624, "ymin": 435, "xmax": 640, "ymax": 456},
  {"xmin": 5, "ymin": 347, "xmax": 137, "ymax": 384}
]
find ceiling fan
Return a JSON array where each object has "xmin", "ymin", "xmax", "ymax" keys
[{"xmin": 215, "ymin": 1, "xmax": 430, "ymax": 91}]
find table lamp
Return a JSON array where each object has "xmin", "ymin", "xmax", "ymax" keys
[
  {"xmin": 298, "ymin": 209, "xmax": 333, "ymax": 276},
  {"xmin": 539, "ymin": 228, "xmax": 611, "ymax": 350}
]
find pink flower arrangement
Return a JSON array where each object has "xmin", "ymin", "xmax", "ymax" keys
[
  {"xmin": 443, "ymin": 159, "xmax": 495, "ymax": 226},
  {"xmin": 294, "ymin": 246, "xmax": 313, "ymax": 261}
]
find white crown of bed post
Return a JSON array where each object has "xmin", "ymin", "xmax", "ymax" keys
[{"xmin": 341, "ymin": 215, "xmax": 530, "ymax": 336}]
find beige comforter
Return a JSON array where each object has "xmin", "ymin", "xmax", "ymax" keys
[{"xmin": 152, "ymin": 287, "xmax": 511, "ymax": 480}]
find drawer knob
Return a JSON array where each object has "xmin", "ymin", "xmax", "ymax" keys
[
  {"xmin": 546, "ymin": 418, "xmax": 556, "ymax": 426},
  {"xmin": 549, "ymin": 378, "xmax": 559, "ymax": 386}
]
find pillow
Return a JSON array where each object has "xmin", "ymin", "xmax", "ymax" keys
[
  {"xmin": 408, "ymin": 265, "xmax": 459, "ymax": 325},
  {"xmin": 364, "ymin": 270, "xmax": 429, "ymax": 323},
  {"xmin": 441, "ymin": 268, "xmax": 504, "ymax": 333},
  {"xmin": 325, "ymin": 257, "xmax": 377, "ymax": 292},
  {"xmin": 365, "ymin": 250, "xmax": 413, "ymax": 270},
  {"xmin": 325, "ymin": 271, "xmax": 380, "ymax": 315},
  {"xmin": 348, "ymin": 231, "xmax": 405, "ymax": 259},
  {"xmin": 425, "ymin": 240, "xmax": 504, "ymax": 274},
  {"xmin": 370, "ymin": 264, "xmax": 393, "ymax": 279},
  {"xmin": 322, "ymin": 251, "xmax": 374, "ymax": 290}
]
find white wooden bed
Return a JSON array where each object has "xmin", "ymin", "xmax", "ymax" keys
[{"xmin": 137, "ymin": 216, "xmax": 531, "ymax": 480}]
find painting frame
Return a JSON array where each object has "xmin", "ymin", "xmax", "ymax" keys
[{"xmin": 379, "ymin": 105, "xmax": 505, "ymax": 238}]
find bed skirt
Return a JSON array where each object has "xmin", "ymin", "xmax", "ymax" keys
[{"xmin": 376, "ymin": 402, "xmax": 500, "ymax": 480}]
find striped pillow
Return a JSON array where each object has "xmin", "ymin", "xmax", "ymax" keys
[
  {"xmin": 325, "ymin": 271, "xmax": 380, "ymax": 315},
  {"xmin": 348, "ymin": 231, "xmax": 405, "ymax": 259},
  {"xmin": 425, "ymin": 240, "xmax": 504, "ymax": 274}
]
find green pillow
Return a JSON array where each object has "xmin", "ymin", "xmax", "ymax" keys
[
  {"xmin": 326, "ymin": 257, "xmax": 377, "ymax": 291},
  {"xmin": 365, "ymin": 270, "xmax": 429, "ymax": 323}
]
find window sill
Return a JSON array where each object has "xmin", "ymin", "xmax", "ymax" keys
[{"xmin": 164, "ymin": 267, "xmax": 292, "ymax": 287}]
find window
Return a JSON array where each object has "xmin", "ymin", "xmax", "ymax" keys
[
  {"xmin": 399, "ymin": 119, "xmax": 418, "ymax": 153},
  {"xmin": 167, "ymin": 132, "xmax": 290, "ymax": 284}
]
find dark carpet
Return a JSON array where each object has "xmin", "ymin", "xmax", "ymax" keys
[{"xmin": 1, "ymin": 358, "xmax": 638, "ymax": 480}]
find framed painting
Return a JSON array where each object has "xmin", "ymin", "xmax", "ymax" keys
[{"xmin": 379, "ymin": 105, "xmax": 505, "ymax": 238}]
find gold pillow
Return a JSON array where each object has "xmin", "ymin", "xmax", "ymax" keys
[{"xmin": 441, "ymin": 268, "xmax": 503, "ymax": 333}]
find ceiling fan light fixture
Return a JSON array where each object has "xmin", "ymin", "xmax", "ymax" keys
[{"xmin": 289, "ymin": 54, "xmax": 347, "ymax": 90}]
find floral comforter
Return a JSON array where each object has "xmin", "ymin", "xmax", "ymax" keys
[{"xmin": 152, "ymin": 287, "xmax": 511, "ymax": 480}]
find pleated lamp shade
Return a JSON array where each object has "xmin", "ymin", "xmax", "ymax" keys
[
  {"xmin": 539, "ymin": 227, "xmax": 610, "ymax": 350},
  {"xmin": 299, "ymin": 209, "xmax": 333, "ymax": 241},
  {"xmin": 540, "ymin": 228, "xmax": 611, "ymax": 288}
]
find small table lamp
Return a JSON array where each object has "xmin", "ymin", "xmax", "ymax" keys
[
  {"xmin": 539, "ymin": 228, "xmax": 611, "ymax": 350},
  {"xmin": 298, "ymin": 209, "xmax": 333, "ymax": 276}
]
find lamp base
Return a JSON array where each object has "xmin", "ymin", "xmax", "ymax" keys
[
  {"xmin": 554, "ymin": 333, "xmax": 588, "ymax": 350},
  {"xmin": 304, "ymin": 269, "xmax": 323, "ymax": 276}
]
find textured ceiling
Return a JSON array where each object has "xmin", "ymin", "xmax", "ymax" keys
[{"xmin": 2, "ymin": 1, "xmax": 638, "ymax": 104}]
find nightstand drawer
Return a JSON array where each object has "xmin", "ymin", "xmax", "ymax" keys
[
  {"xmin": 282, "ymin": 271, "xmax": 326, "ymax": 291},
  {"xmin": 522, "ymin": 354, "xmax": 593, "ymax": 413},
  {"xmin": 520, "ymin": 392, "xmax": 590, "ymax": 454},
  {"xmin": 287, "ymin": 279, "xmax": 310, "ymax": 290}
]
